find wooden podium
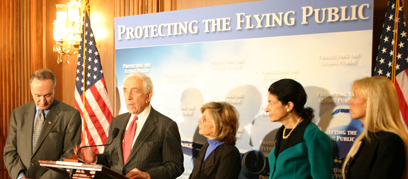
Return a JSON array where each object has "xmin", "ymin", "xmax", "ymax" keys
[{"xmin": 39, "ymin": 160, "xmax": 127, "ymax": 179}]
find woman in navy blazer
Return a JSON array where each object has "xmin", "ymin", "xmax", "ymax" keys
[
  {"xmin": 189, "ymin": 102, "xmax": 241, "ymax": 179},
  {"xmin": 342, "ymin": 76, "xmax": 408, "ymax": 179},
  {"xmin": 265, "ymin": 79, "xmax": 332, "ymax": 179}
]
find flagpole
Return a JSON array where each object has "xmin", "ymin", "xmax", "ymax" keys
[
  {"xmin": 81, "ymin": 4, "xmax": 89, "ymax": 145},
  {"xmin": 392, "ymin": 0, "xmax": 401, "ymax": 83}
]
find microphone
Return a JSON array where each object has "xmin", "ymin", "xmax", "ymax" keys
[
  {"xmin": 70, "ymin": 128, "xmax": 119, "ymax": 179},
  {"xmin": 77, "ymin": 128, "xmax": 120, "ymax": 161}
]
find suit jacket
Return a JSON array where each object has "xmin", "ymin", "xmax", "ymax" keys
[
  {"xmin": 344, "ymin": 131, "xmax": 406, "ymax": 179},
  {"xmin": 97, "ymin": 107, "xmax": 184, "ymax": 179},
  {"xmin": 268, "ymin": 121, "xmax": 332, "ymax": 179},
  {"xmin": 189, "ymin": 142, "xmax": 241, "ymax": 179},
  {"xmin": 3, "ymin": 99, "xmax": 82, "ymax": 179}
]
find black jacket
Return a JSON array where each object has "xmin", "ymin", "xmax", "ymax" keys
[
  {"xmin": 190, "ymin": 142, "xmax": 241, "ymax": 179},
  {"xmin": 344, "ymin": 131, "xmax": 406, "ymax": 179}
]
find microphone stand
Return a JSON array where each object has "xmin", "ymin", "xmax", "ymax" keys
[{"xmin": 66, "ymin": 128, "xmax": 120, "ymax": 179}]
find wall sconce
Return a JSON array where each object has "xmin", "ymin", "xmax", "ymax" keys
[{"xmin": 53, "ymin": 0, "xmax": 82, "ymax": 64}]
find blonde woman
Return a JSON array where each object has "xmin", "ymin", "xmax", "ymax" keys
[
  {"xmin": 190, "ymin": 102, "xmax": 241, "ymax": 179},
  {"xmin": 343, "ymin": 76, "xmax": 408, "ymax": 179}
]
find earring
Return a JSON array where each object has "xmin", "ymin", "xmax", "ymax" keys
[{"xmin": 287, "ymin": 109, "xmax": 291, "ymax": 113}]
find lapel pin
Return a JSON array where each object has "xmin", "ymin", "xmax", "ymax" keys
[{"xmin": 48, "ymin": 121, "xmax": 52, "ymax": 124}]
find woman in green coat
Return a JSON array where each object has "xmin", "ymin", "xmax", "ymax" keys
[{"xmin": 265, "ymin": 79, "xmax": 332, "ymax": 179}]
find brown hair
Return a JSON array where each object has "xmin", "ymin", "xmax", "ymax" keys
[
  {"xmin": 29, "ymin": 69, "xmax": 56, "ymax": 87},
  {"xmin": 200, "ymin": 101, "xmax": 239, "ymax": 144}
]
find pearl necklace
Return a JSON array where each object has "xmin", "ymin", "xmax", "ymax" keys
[{"xmin": 282, "ymin": 117, "xmax": 303, "ymax": 139}]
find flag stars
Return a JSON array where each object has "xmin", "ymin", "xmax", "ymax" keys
[
  {"xmin": 88, "ymin": 49, "xmax": 93, "ymax": 54},
  {"xmin": 88, "ymin": 65, "xmax": 92, "ymax": 70},
  {"xmin": 77, "ymin": 69, "xmax": 80, "ymax": 73},
  {"xmin": 386, "ymin": 72, "xmax": 391, "ymax": 78},
  {"xmin": 397, "ymin": 53, "xmax": 402, "ymax": 59},
  {"xmin": 77, "ymin": 61, "xmax": 81, "ymax": 66},
  {"xmin": 100, "ymin": 69, "xmax": 103, "ymax": 74},
  {"xmin": 90, "ymin": 33, "xmax": 94, "ymax": 38},
  {"xmin": 397, "ymin": 64, "xmax": 400, "ymax": 70},
  {"xmin": 380, "ymin": 58, "xmax": 385, "ymax": 64},
  {"xmin": 87, "ymin": 73, "xmax": 91, "ymax": 77},
  {"xmin": 93, "ymin": 75, "xmax": 97, "ymax": 80},
  {"xmin": 401, "ymin": 31, "xmax": 407, "ymax": 37},
  {"xmin": 388, "ymin": 61, "xmax": 392, "ymax": 67},
  {"xmin": 399, "ymin": 42, "xmax": 405, "ymax": 48},
  {"xmin": 87, "ymin": 81, "xmax": 91, "ymax": 86},
  {"xmin": 88, "ymin": 57, "xmax": 92, "ymax": 61},
  {"xmin": 386, "ymin": 26, "xmax": 391, "ymax": 32},
  {"xmin": 384, "ymin": 36, "xmax": 389, "ymax": 42},
  {"xmin": 94, "ymin": 51, "xmax": 99, "ymax": 56},
  {"xmin": 377, "ymin": 69, "xmax": 383, "ymax": 75},
  {"xmin": 382, "ymin": 47, "xmax": 387, "ymax": 54},
  {"xmin": 389, "ymin": 14, "xmax": 394, "ymax": 21},
  {"xmin": 76, "ymin": 77, "xmax": 79, "ymax": 81},
  {"xmin": 94, "ymin": 59, "xmax": 98, "ymax": 64},
  {"xmin": 89, "ymin": 41, "xmax": 93, "ymax": 46},
  {"xmin": 389, "ymin": 50, "xmax": 394, "ymax": 56},
  {"xmin": 93, "ymin": 67, "xmax": 98, "ymax": 71}
]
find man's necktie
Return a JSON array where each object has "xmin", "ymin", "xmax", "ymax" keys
[
  {"xmin": 122, "ymin": 115, "xmax": 138, "ymax": 164},
  {"xmin": 33, "ymin": 109, "xmax": 44, "ymax": 151}
]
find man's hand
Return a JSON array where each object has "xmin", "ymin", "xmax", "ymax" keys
[
  {"xmin": 125, "ymin": 168, "xmax": 151, "ymax": 179},
  {"xmin": 74, "ymin": 144, "xmax": 97, "ymax": 164}
]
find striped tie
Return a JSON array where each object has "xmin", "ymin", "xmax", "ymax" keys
[
  {"xmin": 122, "ymin": 115, "xmax": 138, "ymax": 164},
  {"xmin": 33, "ymin": 109, "xmax": 44, "ymax": 151}
]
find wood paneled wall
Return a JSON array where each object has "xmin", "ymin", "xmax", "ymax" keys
[{"xmin": 0, "ymin": 0, "xmax": 41, "ymax": 178}]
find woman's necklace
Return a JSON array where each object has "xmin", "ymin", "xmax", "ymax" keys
[{"xmin": 282, "ymin": 117, "xmax": 303, "ymax": 139}]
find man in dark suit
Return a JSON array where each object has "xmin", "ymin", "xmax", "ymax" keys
[
  {"xmin": 3, "ymin": 69, "xmax": 82, "ymax": 179},
  {"xmin": 77, "ymin": 72, "xmax": 184, "ymax": 179}
]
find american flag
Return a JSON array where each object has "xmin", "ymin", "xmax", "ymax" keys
[
  {"xmin": 374, "ymin": 0, "xmax": 408, "ymax": 129},
  {"xmin": 75, "ymin": 11, "xmax": 113, "ymax": 154}
]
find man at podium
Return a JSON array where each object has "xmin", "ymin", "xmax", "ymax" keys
[
  {"xmin": 3, "ymin": 69, "xmax": 82, "ymax": 179},
  {"xmin": 76, "ymin": 72, "xmax": 184, "ymax": 179}
]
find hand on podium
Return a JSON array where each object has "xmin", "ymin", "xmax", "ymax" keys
[
  {"xmin": 74, "ymin": 144, "xmax": 97, "ymax": 164},
  {"xmin": 125, "ymin": 168, "xmax": 151, "ymax": 179}
]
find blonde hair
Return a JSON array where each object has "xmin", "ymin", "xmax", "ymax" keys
[
  {"xmin": 200, "ymin": 102, "xmax": 239, "ymax": 144},
  {"xmin": 342, "ymin": 76, "xmax": 408, "ymax": 178}
]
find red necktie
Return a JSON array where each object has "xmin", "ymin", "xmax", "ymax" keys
[{"xmin": 122, "ymin": 115, "xmax": 138, "ymax": 164}]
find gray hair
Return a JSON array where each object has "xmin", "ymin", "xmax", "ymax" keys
[
  {"xmin": 123, "ymin": 72, "xmax": 153, "ymax": 94},
  {"xmin": 29, "ymin": 69, "xmax": 56, "ymax": 87}
]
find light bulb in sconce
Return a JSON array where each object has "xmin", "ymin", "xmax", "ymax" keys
[
  {"xmin": 68, "ymin": 1, "xmax": 80, "ymax": 23},
  {"xmin": 53, "ymin": 20, "xmax": 68, "ymax": 41},
  {"xmin": 53, "ymin": 1, "xmax": 81, "ymax": 64},
  {"xmin": 56, "ymin": 4, "xmax": 67, "ymax": 22}
]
